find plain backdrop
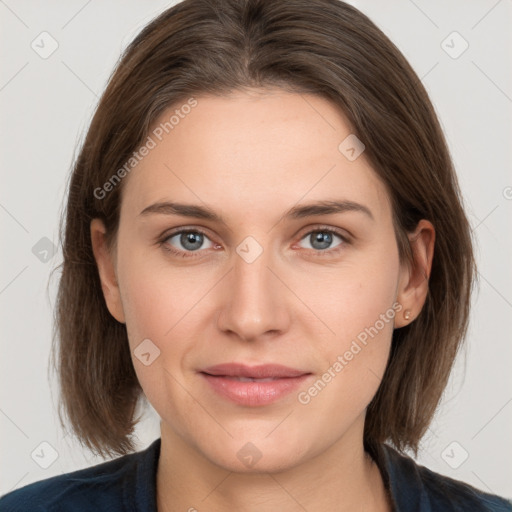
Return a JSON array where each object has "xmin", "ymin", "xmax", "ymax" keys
[{"xmin": 1, "ymin": 0, "xmax": 511, "ymax": 500}]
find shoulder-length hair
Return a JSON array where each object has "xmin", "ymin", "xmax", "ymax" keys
[{"xmin": 51, "ymin": 0, "xmax": 475, "ymax": 458}]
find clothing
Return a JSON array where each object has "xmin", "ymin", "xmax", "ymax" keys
[{"xmin": 0, "ymin": 438, "xmax": 510, "ymax": 511}]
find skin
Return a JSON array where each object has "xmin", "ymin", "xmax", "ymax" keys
[{"xmin": 91, "ymin": 88, "xmax": 434, "ymax": 512}]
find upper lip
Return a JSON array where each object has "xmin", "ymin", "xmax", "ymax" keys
[{"xmin": 201, "ymin": 363, "xmax": 310, "ymax": 379}]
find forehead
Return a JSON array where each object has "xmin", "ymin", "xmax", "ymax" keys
[{"xmin": 121, "ymin": 89, "xmax": 391, "ymax": 222}]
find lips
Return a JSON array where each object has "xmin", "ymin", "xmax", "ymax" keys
[
  {"xmin": 200, "ymin": 363, "xmax": 309, "ymax": 379},
  {"xmin": 199, "ymin": 363, "xmax": 312, "ymax": 406}
]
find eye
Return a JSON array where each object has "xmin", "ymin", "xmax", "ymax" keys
[
  {"xmin": 296, "ymin": 227, "xmax": 347, "ymax": 255},
  {"xmin": 160, "ymin": 229, "xmax": 216, "ymax": 257}
]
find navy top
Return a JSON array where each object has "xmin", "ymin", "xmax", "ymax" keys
[{"xmin": 1, "ymin": 438, "xmax": 511, "ymax": 511}]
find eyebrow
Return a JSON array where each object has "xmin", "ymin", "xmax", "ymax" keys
[{"xmin": 139, "ymin": 199, "xmax": 374, "ymax": 224}]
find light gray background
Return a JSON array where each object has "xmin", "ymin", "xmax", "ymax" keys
[{"xmin": 1, "ymin": 0, "xmax": 511, "ymax": 500}]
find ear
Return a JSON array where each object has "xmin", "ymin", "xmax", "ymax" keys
[
  {"xmin": 394, "ymin": 219, "xmax": 435, "ymax": 328},
  {"xmin": 90, "ymin": 218, "xmax": 126, "ymax": 324}
]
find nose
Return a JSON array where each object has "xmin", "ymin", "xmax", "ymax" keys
[{"xmin": 216, "ymin": 239, "xmax": 290, "ymax": 342}]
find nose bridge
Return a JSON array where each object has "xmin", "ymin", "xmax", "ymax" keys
[{"xmin": 218, "ymin": 235, "xmax": 287, "ymax": 340}]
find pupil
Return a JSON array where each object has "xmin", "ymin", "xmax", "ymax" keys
[
  {"xmin": 182, "ymin": 232, "xmax": 202, "ymax": 251},
  {"xmin": 313, "ymin": 232, "xmax": 331, "ymax": 250}
]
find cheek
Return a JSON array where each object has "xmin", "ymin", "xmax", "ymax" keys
[
  {"xmin": 120, "ymin": 274, "xmax": 170, "ymax": 345},
  {"xmin": 299, "ymin": 243, "xmax": 400, "ymax": 345},
  {"xmin": 297, "ymin": 244, "xmax": 400, "ymax": 403},
  {"xmin": 118, "ymin": 264, "xmax": 191, "ymax": 412},
  {"xmin": 116, "ymin": 239, "xmax": 194, "ymax": 340},
  {"xmin": 117, "ymin": 250, "xmax": 213, "ymax": 371}
]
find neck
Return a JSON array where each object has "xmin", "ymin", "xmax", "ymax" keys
[{"xmin": 156, "ymin": 415, "xmax": 392, "ymax": 512}]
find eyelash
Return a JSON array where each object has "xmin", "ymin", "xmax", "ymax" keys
[{"xmin": 157, "ymin": 225, "xmax": 350, "ymax": 259}]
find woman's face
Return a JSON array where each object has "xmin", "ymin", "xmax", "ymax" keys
[{"xmin": 92, "ymin": 88, "xmax": 424, "ymax": 473}]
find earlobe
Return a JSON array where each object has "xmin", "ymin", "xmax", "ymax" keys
[
  {"xmin": 90, "ymin": 218, "xmax": 126, "ymax": 324},
  {"xmin": 395, "ymin": 219, "xmax": 435, "ymax": 328}
]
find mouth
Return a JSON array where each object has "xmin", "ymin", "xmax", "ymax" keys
[
  {"xmin": 199, "ymin": 363, "xmax": 312, "ymax": 406},
  {"xmin": 200, "ymin": 362, "xmax": 310, "ymax": 379},
  {"xmin": 209, "ymin": 376, "xmax": 283, "ymax": 382}
]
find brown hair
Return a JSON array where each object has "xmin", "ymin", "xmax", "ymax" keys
[{"xmin": 51, "ymin": 0, "xmax": 475, "ymax": 458}]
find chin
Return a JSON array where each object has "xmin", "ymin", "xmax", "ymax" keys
[
  {"xmin": 200, "ymin": 434, "xmax": 311, "ymax": 475},
  {"xmin": 220, "ymin": 450, "xmax": 304, "ymax": 475}
]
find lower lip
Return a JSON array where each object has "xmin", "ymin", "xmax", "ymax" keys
[{"xmin": 200, "ymin": 373, "xmax": 311, "ymax": 406}]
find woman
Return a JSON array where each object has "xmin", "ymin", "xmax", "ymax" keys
[{"xmin": 1, "ymin": 0, "xmax": 510, "ymax": 510}]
